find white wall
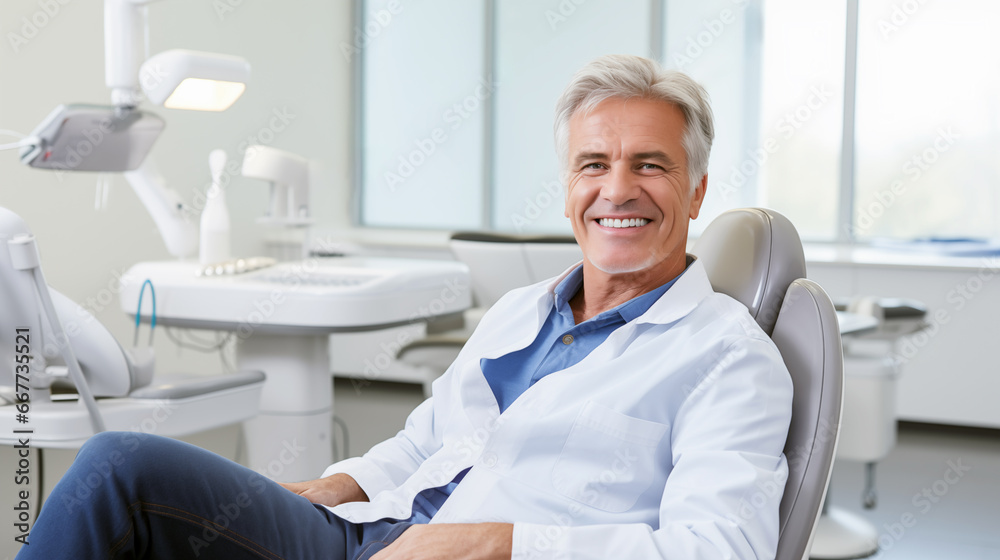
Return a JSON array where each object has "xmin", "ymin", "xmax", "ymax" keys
[{"xmin": 0, "ymin": 1, "xmax": 352, "ymax": 556}]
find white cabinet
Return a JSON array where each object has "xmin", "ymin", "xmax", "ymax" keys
[{"xmin": 809, "ymin": 259, "xmax": 1000, "ymax": 428}]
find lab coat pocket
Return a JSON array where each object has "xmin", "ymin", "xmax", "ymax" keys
[{"xmin": 551, "ymin": 401, "xmax": 668, "ymax": 513}]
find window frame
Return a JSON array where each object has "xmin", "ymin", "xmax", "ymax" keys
[{"xmin": 351, "ymin": 0, "xmax": 872, "ymax": 244}]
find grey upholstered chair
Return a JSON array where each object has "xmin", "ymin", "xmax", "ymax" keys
[{"xmin": 694, "ymin": 207, "xmax": 844, "ymax": 560}]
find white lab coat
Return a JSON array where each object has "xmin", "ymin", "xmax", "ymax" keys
[{"xmin": 323, "ymin": 258, "xmax": 793, "ymax": 559}]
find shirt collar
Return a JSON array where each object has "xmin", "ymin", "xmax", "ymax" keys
[
  {"xmin": 552, "ymin": 265, "xmax": 584, "ymax": 324},
  {"xmin": 553, "ymin": 265, "xmax": 584, "ymax": 311}
]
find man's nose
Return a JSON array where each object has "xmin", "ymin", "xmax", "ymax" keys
[{"xmin": 600, "ymin": 165, "xmax": 640, "ymax": 206}]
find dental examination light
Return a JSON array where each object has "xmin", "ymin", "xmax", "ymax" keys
[
  {"xmin": 104, "ymin": 0, "xmax": 251, "ymax": 111},
  {"xmin": 140, "ymin": 49, "xmax": 250, "ymax": 112},
  {"xmin": 17, "ymin": 0, "xmax": 251, "ymax": 259}
]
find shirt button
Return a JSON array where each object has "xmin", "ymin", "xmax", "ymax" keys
[
  {"xmin": 562, "ymin": 334, "xmax": 574, "ymax": 345},
  {"xmin": 482, "ymin": 453, "xmax": 498, "ymax": 468}
]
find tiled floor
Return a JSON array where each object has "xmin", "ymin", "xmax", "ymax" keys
[{"xmin": 826, "ymin": 423, "xmax": 1000, "ymax": 559}]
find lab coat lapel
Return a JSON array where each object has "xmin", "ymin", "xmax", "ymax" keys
[
  {"xmin": 633, "ymin": 258, "xmax": 713, "ymax": 326},
  {"xmin": 473, "ymin": 265, "xmax": 574, "ymax": 361},
  {"xmin": 458, "ymin": 267, "xmax": 572, "ymax": 428}
]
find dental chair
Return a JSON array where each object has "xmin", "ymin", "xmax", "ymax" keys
[
  {"xmin": 407, "ymin": 208, "xmax": 842, "ymax": 559},
  {"xmin": 0, "ymin": 206, "xmax": 265, "ymax": 449},
  {"xmin": 693, "ymin": 208, "xmax": 844, "ymax": 560}
]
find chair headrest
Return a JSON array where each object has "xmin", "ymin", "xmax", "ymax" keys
[
  {"xmin": 449, "ymin": 232, "xmax": 582, "ymax": 308},
  {"xmin": 692, "ymin": 208, "xmax": 806, "ymax": 336}
]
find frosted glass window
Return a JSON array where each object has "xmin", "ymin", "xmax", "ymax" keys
[
  {"xmin": 757, "ymin": 0, "xmax": 845, "ymax": 241},
  {"xmin": 663, "ymin": 0, "xmax": 765, "ymax": 237},
  {"xmin": 491, "ymin": 0, "xmax": 653, "ymax": 233},
  {"xmin": 853, "ymin": 0, "xmax": 1000, "ymax": 240},
  {"xmin": 360, "ymin": 0, "xmax": 486, "ymax": 229},
  {"xmin": 357, "ymin": 1, "xmax": 767, "ymax": 234},
  {"xmin": 665, "ymin": 1, "xmax": 845, "ymax": 241}
]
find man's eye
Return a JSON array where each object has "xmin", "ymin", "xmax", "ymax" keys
[
  {"xmin": 639, "ymin": 163, "xmax": 663, "ymax": 171},
  {"xmin": 582, "ymin": 163, "xmax": 605, "ymax": 170}
]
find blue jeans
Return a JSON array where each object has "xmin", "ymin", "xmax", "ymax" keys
[{"xmin": 16, "ymin": 432, "xmax": 413, "ymax": 560}]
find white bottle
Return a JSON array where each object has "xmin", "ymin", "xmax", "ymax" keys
[{"xmin": 199, "ymin": 149, "xmax": 231, "ymax": 265}]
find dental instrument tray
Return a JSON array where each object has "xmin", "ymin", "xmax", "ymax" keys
[
  {"xmin": 120, "ymin": 257, "xmax": 471, "ymax": 333},
  {"xmin": 196, "ymin": 256, "xmax": 277, "ymax": 277}
]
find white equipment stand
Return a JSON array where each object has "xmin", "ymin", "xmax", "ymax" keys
[
  {"xmin": 809, "ymin": 311, "xmax": 881, "ymax": 559},
  {"xmin": 812, "ymin": 304, "xmax": 927, "ymax": 559},
  {"xmin": 120, "ymin": 257, "xmax": 470, "ymax": 482}
]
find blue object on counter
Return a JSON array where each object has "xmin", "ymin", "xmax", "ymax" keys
[{"xmin": 870, "ymin": 237, "xmax": 1000, "ymax": 256}]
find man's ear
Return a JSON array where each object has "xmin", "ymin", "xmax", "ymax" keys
[{"xmin": 689, "ymin": 175, "xmax": 708, "ymax": 220}]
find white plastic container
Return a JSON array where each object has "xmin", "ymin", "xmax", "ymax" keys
[
  {"xmin": 199, "ymin": 149, "xmax": 231, "ymax": 265},
  {"xmin": 839, "ymin": 349, "xmax": 899, "ymax": 462}
]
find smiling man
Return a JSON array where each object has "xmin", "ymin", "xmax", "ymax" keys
[
  {"xmin": 306, "ymin": 55, "xmax": 793, "ymax": 559},
  {"xmin": 19, "ymin": 55, "xmax": 791, "ymax": 560},
  {"xmin": 562, "ymin": 93, "xmax": 706, "ymax": 322}
]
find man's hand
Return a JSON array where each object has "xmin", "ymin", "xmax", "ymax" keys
[
  {"xmin": 371, "ymin": 523, "xmax": 513, "ymax": 560},
  {"xmin": 278, "ymin": 473, "xmax": 369, "ymax": 508}
]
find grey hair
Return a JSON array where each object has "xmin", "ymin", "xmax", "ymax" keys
[{"xmin": 553, "ymin": 54, "xmax": 715, "ymax": 193}]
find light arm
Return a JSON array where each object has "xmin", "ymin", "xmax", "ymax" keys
[
  {"xmin": 123, "ymin": 157, "xmax": 199, "ymax": 258},
  {"xmin": 105, "ymin": 0, "xmax": 162, "ymax": 107}
]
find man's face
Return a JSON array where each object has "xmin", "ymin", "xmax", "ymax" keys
[{"xmin": 564, "ymin": 97, "xmax": 707, "ymax": 279}]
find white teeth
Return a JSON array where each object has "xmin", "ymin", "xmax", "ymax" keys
[{"xmin": 599, "ymin": 218, "xmax": 648, "ymax": 228}]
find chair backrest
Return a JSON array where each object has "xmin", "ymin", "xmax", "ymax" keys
[
  {"xmin": 449, "ymin": 232, "xmax": 581, "ymax": 308},
  {"xmin": 0, "ymin": 206, "xmax": 139, "ymax": 396},
  {"xmin": 693, "ymin": 208, "xmax": 843, "ymax": 560},
  {"xmin": 0, "ymin": 208, "xmax": 42, "ymax": 388},
  {"xmin": 771, "ymin": 278, "xmax": 843, "ymax": 560}
]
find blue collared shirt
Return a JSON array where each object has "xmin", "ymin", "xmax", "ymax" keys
[
  {"xmin": 481, "ymin": 264, "xmax": 683, "ymax": 413},
  {"xmin": 408, "ymin": 264, "xmax": 684, "ymax": 522}
]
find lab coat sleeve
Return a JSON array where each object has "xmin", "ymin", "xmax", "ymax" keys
[
  {"xmin": 318, "ymin": 288, "xmax": 525, "ymax": 499},
  {"xmin": 320, "ymin": 393, "xmax": 444, "ymax": 500},
  {"xmin": 511, "ymin": 337, "xmax": 794, "ymax": 560}
]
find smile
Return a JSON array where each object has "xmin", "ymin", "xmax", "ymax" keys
[{"xmin": 597, "ymin": 218, "xmax": 649, "ymax": 228}]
